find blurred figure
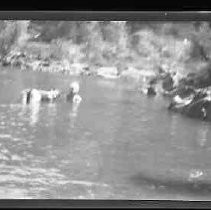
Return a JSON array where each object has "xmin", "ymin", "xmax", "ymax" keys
[
  {"xmin": 69, "ymin": 102, "xmax": 80, "ymax": 128},
  {"xmin": 66, "ymin": 81, "xmax": 82, "ymax": 104},
  {"xmin": 196, "ymin": 122, "xmax": 209, "ymax": 147},
  {"xmin": 141, "ymin": 79, "xmax": 157, "ymax": 96},
  {"xmin": 21, "ymin": 88, "xmax": 60, "ymax": 105},
  {"xmin": 20, "ymin": 88, "xmax": 60, "ymax": 126},
  {"xmin": 66, "ymin": 82, "xmax": 82, "ymax": 128},
  {"xmin": 29, "ymin": 101, "xmax": 40, "ymax": 126}
]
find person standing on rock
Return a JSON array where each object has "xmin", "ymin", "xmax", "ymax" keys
[{"xmin": 172, "ymin": 71, "xmax": 181, "ymax": 87}]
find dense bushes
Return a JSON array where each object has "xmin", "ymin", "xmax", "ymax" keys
[
  {"xmin": 0, "ymin": 21, "xmax": 30, "ymax": 59},
  {"xmin": 0, "ymin": 21, "xmax": 18, "ymax": 59},
  {"xmin": 2, "ymin": 20, "xmax": 211, "ymax": 81}
]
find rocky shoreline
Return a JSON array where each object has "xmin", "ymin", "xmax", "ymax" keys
[
  {"xmin": 145, "ymin": 68, "xmax": 211, "ymax": 122},
  {"xmin": 1, "ymin": 49, "xmax": 91, "ymax": 76},
  {"xmin": 0, "ymin": 49, "xmax": 157, "ymax": 80}
]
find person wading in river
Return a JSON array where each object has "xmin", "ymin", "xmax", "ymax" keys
[
  {"xmin": 66, "ymin": 81, "xmax": 82, "ymax": 104},
  {"xmin": 20, "ymin": 81, "xmax": 82, "ymax": 105},
  {"xmin": 21, "ymin": 88, "xmax": 60, "ymax": 105}
]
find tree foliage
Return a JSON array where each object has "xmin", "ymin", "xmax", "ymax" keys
[{"xmin": 2, "ymin": 20, "xmax": 211, "ymax": 75}]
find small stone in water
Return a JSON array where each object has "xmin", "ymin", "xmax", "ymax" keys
[{"xmin": 188, "ymin": 169, "xmax": 203, "ymax": 180}]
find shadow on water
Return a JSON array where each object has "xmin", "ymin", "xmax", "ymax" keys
[
  {"xmin": 130, "ymin": 171, "xmax": 211, "ymax": 197},
  {"xmin": 19, "ymin": 101, "xmax": 59, "ymax": 127},
  {"xmin": 196, "ymin": 122, "xmax": 210, "ymax": 148},
  {"xmin": 69, "ymin": 102, "xmax": 81, "ymax": 128}
]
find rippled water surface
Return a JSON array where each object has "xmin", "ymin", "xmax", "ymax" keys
[{"xmin": 1, "ymin": 67, "xmax": 211, "ymax": 200}]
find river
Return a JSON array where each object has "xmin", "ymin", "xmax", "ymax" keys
[{"xmin": 0, "ymin": 67, "xmax": 211, "ymax": 200}]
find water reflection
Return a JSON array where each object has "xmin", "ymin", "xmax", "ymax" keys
[
  {"xmin": 20, "ymin": 102, "xmax": 58, "ymax": 127},
  {"xmin": 169, "ymin": 114, "xmax": 178, "ymax": 139},
  {"xmin": 47, "ymin": 103, "xmax": 57, "ymax": 117},
  {"xmin": 19, "ymin": 102, "xmax": 39, "ymax": 126},
  {"xmin": 96, "ymin": 79, "xmax": 117, "ymax": 89},
  {"xmin": 69, "ymin": 102, "xmax": 80, "ymax": 128},
  {"xmin": 196, "ymin": 122, "xmax": 210, "ymax": 148},
  {"xmin": 46, "ymin": 103, "xmax": 57, "ymax": 127},
  {"xmin": 29, "ymin": 102, "xmax": 40, "ymax": 126}
]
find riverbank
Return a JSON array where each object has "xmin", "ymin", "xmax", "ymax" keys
[
  {"xmin": 0, "ymin": 43, "xmax": 158, "ymax": 84},
  {"xmin": 1, "ymin": 44, "xmax": 211, "ymax": 92},
  {"xmin": 2, "ymin": 21, "xmax": 211, "ymax": 91}
]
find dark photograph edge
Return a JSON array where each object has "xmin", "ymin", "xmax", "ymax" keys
[{"xmin": 1, "ymin": 9, "xmax": 211, "ymax": 209}]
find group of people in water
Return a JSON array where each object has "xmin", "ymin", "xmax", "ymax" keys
[
  {"xmin": 20, "ymin": 67, "xmax": 211, "ymax": 122},
  {"xmin": 21, "ymin": 81, "xmax": 82, "ymax": 105},
  {"xmin": 19, "ymin": 81, "xmax": 82, "ymax": 127},
  {"xmin": 141, "ymin": 69, "xmax": 211, "ymax": 121}
]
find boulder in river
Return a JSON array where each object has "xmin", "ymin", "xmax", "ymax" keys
[
  {"xmin": 69, "ymin": 63, "xmax": 89, "ymax": 75},
  {"xmin": 120, "ymin": 67, "xmax": 141, "ymax": 81},
  {"xmin": 179, "ymin": 63, "xmax": 211, "ymax": 89},
  {"xmin": 168, "ymin": 89, "xmax": 211, "ymax": 121},
  {"xmin": 97, "ymin": 66, "xmax": 120, "ymax": 79},
  {"xmin": 140, "ymin": 84, "xmax": 157, "ymax": 96},
  {"xmin": 121, "ymin": 67, "xmax": 156, "ymax": 83},
  {"xmin": 161, "ymin": 72, "xmax": 175, "ymax": 92},
  {"xmin": 162, "ymin": 85, "xmax": 196, "ymax": 99},
  {"xmin": 1, "ymin": 59, "xmax": 10, "ymax": 67}
]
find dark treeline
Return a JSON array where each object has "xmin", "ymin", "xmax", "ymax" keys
[{"xmin": 1, "ymin": 20, "xmax": 211, "ymax": 76}]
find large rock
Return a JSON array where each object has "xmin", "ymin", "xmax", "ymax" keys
[
  {"xmin": 184, "ymin": 99, "xmax": 211, "ymax": 120},
  {"xmin": 168, "ymin": 90, "xmax": 211, "ymax": 121},
  {"xmin": 69, "ymin": 63, "xmax": 89, "ymax": 75},
  {"xmin": 121, "ymin": 67, "xmax": 156, "ymax": 83},
  {"xmin": 120, "ymin": 67, "xmax": 140, "ymax": 81},
  {"xmin": 163, "ymin": 85, "xmax": 196, "ymax": 98},
  {"xmin": 180, "ymin": 64, "xmax": 211, "ymax": 88},
  {"xmin": 141, "ymin": 86, "xmax": 157, "ymax": 96},
  {"xmin": 161, "ymin": 73, "xmax": 175, "ymax": 91},
  {"xmin": 97, "ymin": 66, "xmax": 119, "ymax": 79}
]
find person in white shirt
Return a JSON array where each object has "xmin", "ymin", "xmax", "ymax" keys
[{"xmin": 66, "ymin": 81, "xmax": 82, "ymax": 104}]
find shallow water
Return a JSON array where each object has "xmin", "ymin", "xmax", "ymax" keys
[{"xmin": 0, "ymin": 67, "xmax": 211, "ymax": 200}]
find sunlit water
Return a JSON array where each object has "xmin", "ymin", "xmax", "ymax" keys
[{"xmin": 0, "ymin": 67, "xmax": 211, "ymax": 200}]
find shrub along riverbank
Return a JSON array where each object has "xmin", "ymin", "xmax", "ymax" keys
[
  {"xmin": 1, "ymin": 21, "xmax": 211, "ymax": 82},
  {"xmin": 0, "ymin": 41, "xmax": 158, "ymax": 83}
]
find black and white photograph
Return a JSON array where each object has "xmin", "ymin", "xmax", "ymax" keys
[{"xmin": 1, "ymin": 18, "xmax": 211, "ymax": 200}]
